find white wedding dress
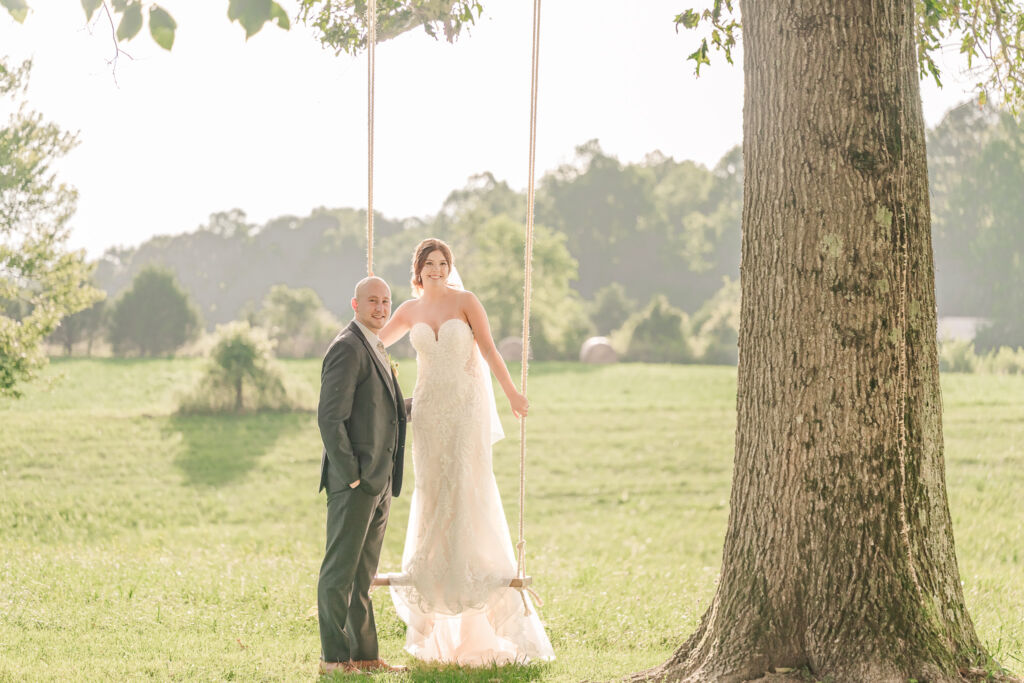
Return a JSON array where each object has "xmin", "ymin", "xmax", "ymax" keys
[{"xmin": 388, "ymin": 318, "xmax": 555, "ymax": 665}]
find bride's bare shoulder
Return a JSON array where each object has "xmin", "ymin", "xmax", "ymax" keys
[
  {"xmin": 456, "ymin": 290, "xmax": 487, "ymax": 321},
  {"xmin": 454, "ymin": 288, "xmax": 479, "ymax": 304},
  {"xmin": 390, "ymin": 298, "xmax": 421, "ymax": 322}
]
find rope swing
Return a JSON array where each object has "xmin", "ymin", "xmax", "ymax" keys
[
  {"xmin": 514, "ymin": 0, "xmax": 544, "ymax": 615},
  {"xmin": 365, "ymin": 0, "xmax": 377, "ymax": 276},
  {"xmin": 368, "ymin": 1, "xmax": 545, "ymax": 613}
]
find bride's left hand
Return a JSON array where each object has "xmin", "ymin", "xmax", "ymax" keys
[{"xmin": 508, "ymin": 391, "xmax": 529, "ymax": 419}]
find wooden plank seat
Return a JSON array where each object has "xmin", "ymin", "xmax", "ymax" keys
[{"xmin": 371, "ymin": 573, "xmax": 532, "ymax": 588}]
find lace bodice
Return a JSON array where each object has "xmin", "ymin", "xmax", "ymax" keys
[{"xmin": 409, "ymin": 318, "xmax": 481, "ymax": 397}]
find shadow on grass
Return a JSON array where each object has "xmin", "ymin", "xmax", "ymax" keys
[{"xmin": 164, "ymin": 412, "xmax": 310, "ymax": 487}]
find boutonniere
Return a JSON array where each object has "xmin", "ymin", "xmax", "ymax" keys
[{"xmin": 389, "ymin": 355, "xmax": 399, "ymax": 376}]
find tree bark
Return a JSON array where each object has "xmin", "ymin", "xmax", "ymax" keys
[{"xmin": 637, "ymin": 1, "xmax": 992, "ymax": 681}]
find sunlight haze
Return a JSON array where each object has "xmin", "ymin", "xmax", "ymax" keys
[{"xmin": 1, "ymin": 1, "xmax": 977, "ymax": 258}]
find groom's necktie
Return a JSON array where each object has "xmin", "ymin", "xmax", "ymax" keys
[{"xmin": 375, "ymin": 340, "xmax": 395, "ymax": 391}]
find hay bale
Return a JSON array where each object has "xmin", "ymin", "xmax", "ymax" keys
[
  {"xmin": 579, "ymin": 336, "xmax": 618, "ymax": 364},
  {"xmin": 498, "ymin": 336, "xmax": 527, "ymax": 362}
]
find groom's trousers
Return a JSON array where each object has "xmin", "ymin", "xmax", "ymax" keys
[{"xmin": 318, "ymin": 480, "xmax": 392, "ymax": 663}]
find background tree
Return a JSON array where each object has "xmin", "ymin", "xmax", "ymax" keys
[
  {"xmin": 429, "ymin": 172, "xmax": 524, "ymax": 239},
  {"xmin": 649, "ymin": 145, "xmax": 743, "ymax": 309},
  {"xmin": 256, "ymin": 284, "xmax": 339, "ymax": 358},
  {"xmin": 536, "ymin": 140, "xmax": 656, "ymax": 300},
  {"xmin": 109, "ymin": 266, "xmax": 199, "ymax": 356},
  {"xmin": 926, "ymin": 102, "xmax": 993, "ymax": 317},
  {"xmin": 0, "ymin": 58, "xmax": 101, "ymax": 397},
  {"xmin": 201, "ymin": 208, "xmax": 254, "ymax": 240},
  {"xmin": 537, "ymin": 140, "xmax": 741, "ymax": 312},
  {"xmin": 451, "ymin": 214, "xmax": 592, "ymax": 360},
  {"xmin": 93, "ymin": 207, "xmax": 404, "ymax": 327},
  {"xmin": 588, "ymin": 282, "xmax": 635, "ymax": 336},
  {"xmin": 928, "ymin": 102, "xmax": 1024, "ymax": 351},
  {"xmin": 49, "ymin": 296, "xmax": 107, "ymax": 356}
]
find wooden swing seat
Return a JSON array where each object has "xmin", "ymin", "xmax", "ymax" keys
[{"xmin": 371, "ymin": 574, "xmax": 532, "ymax": 588}]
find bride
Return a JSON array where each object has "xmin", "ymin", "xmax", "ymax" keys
[{"xmin": 378, "ymin": 237, "xmax": 555, "ymax": 665}]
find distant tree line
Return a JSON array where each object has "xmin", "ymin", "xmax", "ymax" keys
[{"xmin": 49, "ymin": 101, "xmax": 1024, "ymax": 363}]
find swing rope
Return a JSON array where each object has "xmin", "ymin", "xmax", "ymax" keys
[
  {"xmin": 366, "ymin": 0, "xmax": 377, "ymax": 276},
  {"xmin": 514, "ymin": 0, "xmax": 543, "ymax": 617}
]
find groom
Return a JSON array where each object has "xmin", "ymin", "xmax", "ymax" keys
[{"xmin": 317, "ymin": 275, "xmax": 407, "ymax": 675}]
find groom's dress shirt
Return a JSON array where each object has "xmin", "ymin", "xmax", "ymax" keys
[{"xmin": 353, "ymin": 319, "xmax": 394, "ymax": 393}]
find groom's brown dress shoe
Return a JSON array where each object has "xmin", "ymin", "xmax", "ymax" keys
[
  {"xmin": 319, "ymin": 660, "xmax": 362, "ymax": 675},
  {"xmin": 351, "ymin": 659, "xmax": 408, "ymax": 672}
]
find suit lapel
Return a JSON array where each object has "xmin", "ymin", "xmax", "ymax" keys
[{"xmin": 348, "ymin": 321, "xmax": 396, "ymax": 402}]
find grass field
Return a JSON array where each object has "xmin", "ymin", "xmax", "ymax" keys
[{"xmin": 1, "ymin": 359, "xmax": 1021, "ymax": 681}]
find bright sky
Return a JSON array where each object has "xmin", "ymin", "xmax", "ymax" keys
[{"xmin": 1, "ymin": 1, "xmax": 978, "ymax": 258}]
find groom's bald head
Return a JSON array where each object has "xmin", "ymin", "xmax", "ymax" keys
[
  {"xmin": 354, "ymin": 276, "xmax": 389, "ymax": 300},
  {"xmin": 352, "ymin": 276, "xmax": 391, "ymax": 333}
]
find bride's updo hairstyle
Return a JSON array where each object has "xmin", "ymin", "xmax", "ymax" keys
[{"xmin": 411, "ymin": 237, "xmax": 454, "ymax": 295}]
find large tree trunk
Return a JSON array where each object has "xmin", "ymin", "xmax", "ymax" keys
[{"xmin": 637, "ymin": 1, "xmax": 991, "ymax": 681}]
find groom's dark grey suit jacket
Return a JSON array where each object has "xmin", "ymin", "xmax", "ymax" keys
[{"xmin": 317, "ymin": 321, "xmax": 406, "ymax": 497}]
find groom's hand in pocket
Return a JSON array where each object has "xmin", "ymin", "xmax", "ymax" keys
[{"xmin": 349, "ymin": 479, "xmax": 360, "ymax": 489}]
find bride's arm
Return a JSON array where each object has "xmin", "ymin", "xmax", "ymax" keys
[
  {"xmin": 463, "ymin": 292, "xmax": 529, "ymax": 418},
  {"xmin": 379, "ymin": 300, "xmax": 414, "ymax": 347}
]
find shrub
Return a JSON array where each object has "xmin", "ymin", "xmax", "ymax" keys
[
  {"xmin": 937, "ymin": 340, "xmax": 1024, "ymax": 374},
  {"xmin": 529, "ymin": 304, "xmax": 594, "ymax": 361},
  {"xmin": 178, "ymin": 322, "xmax": 305, "ymax": 414},
  {"xmin": 621, "ymin": 295, "xmax": 693, "ymax": 363},
  {"xmin": 975, "ymin": 345, "xmax": 1024, "ymax": 375},
  {"xmin": 691, "ymin": 277, "xmax": 740, "ymax": 365},
  {"xmin": 938, "ymin": 338, "xmax": 978, "ymax": 373}
]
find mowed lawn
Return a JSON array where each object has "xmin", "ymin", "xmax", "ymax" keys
[{"xmin": 0, "ymin": 359, "xmax": 1021, "ymax": 682}]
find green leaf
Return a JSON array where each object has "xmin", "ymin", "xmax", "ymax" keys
[
  {"xmin": 927, "ymin": 56, "xmax": 943, "ymax": 88},
  {"xmin": 1, "ymin": 0, "xmax": 29, "ymax": 24},
  {"xmin": 228, "ymin": 0, "xmax": 272, "ymax": 39},
  {"xmin": 111, "ymin": 0, "xmax": 128, "ymax": 11},
  {"xmin": 921, "ymin": 0, "xmax": 945, "ymax": 25},
  {"xmin": 675, "ymin": 9, "xmax": 701, "ymax": 30},
  {"xmin": 81, "ymin": 0, "xmax": 102, "ymax": 21},
  {"xmin": 959, "ymin": 32, "xmax": 975, "ymax": 55},
  {"xmin": 687, "ymin": 38, "xmax": 711, "ymax": 76},
  {"xmin": 148, "ymin": 6, "xmax": 177, "ymax": 50},
  {"xmin": 269, "ymin": 1, "xmax": 290, "ymax": 30},
  {"xmin": 116, "ymin": 1, "xmax": 143, "ymax": 41},
  {"xmin": 711, "ymin": 0, "xmax": 724, "ymax": 22}
]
